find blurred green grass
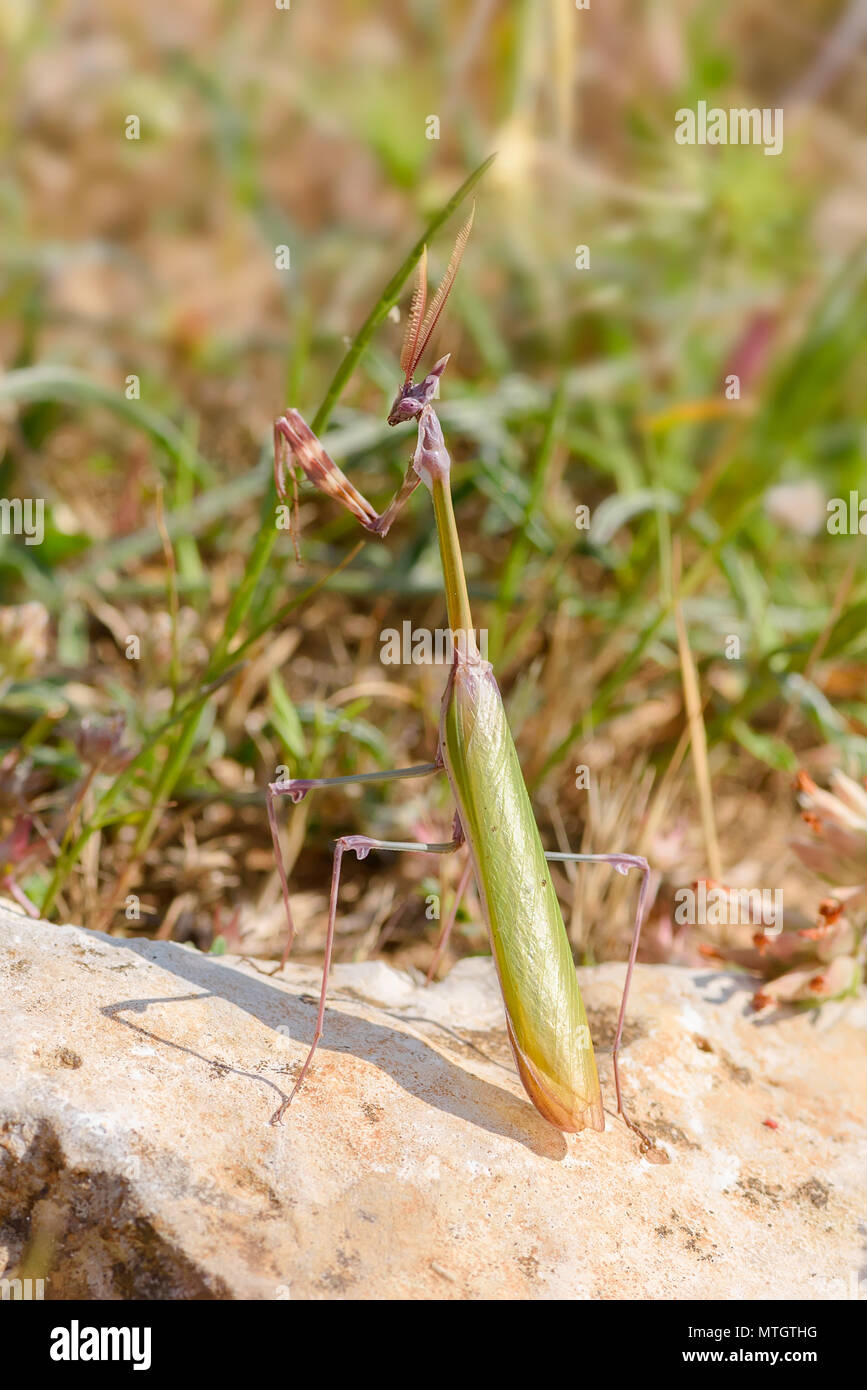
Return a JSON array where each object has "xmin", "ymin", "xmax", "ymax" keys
[{"xmin": 0, "ymin": 0, "xmax": 864, "ymax": 963}]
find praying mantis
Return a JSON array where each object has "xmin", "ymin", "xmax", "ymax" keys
[{"xmin": 267, "ymin": 207, "xmax": 664, "ymax": 1158}]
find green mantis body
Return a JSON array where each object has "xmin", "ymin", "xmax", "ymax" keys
[{"xmin": 269, "ymin": 211, "xmax": 659, "ymax": 1154}]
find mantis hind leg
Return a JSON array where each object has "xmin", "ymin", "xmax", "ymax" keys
[
  {"xmin": 544, "ymin": 850, "xmax": 667, "ymax": 1161},
  {"xmin": 271, "ymin": 830, "xmax": 463, "ymax": 1124}
]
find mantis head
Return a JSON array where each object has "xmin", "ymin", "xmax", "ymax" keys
[{"xmin": 387, "ymin": 355, "xmax": 450, "ymax": 425}]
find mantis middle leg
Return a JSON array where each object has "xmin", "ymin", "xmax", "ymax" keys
[{"xmin": 267, "ymin": 761, "xmax": 439, "ymax": 966}]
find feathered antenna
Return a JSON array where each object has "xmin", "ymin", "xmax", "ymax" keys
[
  {"xmin": 399, "ymin": 245, "xmax": 428, "ymax": 384},
  {"xmin": 403, "ymin": 204, "xmax": 474, "ymax": 382}
]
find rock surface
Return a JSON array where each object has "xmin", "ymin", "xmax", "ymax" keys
[{"xmin": 0, "ymin": 900, "xmax": 865, "ymax": 1300}]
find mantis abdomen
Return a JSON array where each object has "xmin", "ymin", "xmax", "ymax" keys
[{"xmin": 440, "ymin": 648, "xmax": 605, "ymax": 1134}]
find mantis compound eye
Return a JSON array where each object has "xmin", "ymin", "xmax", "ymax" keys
[{"xmin": 387, "ymin": 391, "xmax": 424, "ymax": 426}]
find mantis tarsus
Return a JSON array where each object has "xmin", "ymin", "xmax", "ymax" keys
[{"xmin": 268, "ymin": 207, "xmax": 666, "ymax": 1159}]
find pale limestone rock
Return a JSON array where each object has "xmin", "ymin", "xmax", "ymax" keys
[{"xmin": 0, "ymin": 902, "xmax": 864, "ymax": 1300}]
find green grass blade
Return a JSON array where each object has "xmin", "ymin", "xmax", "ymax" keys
[{"xmin": 0, "ymin": 366, "xmax": 213, "ymax": 483}]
